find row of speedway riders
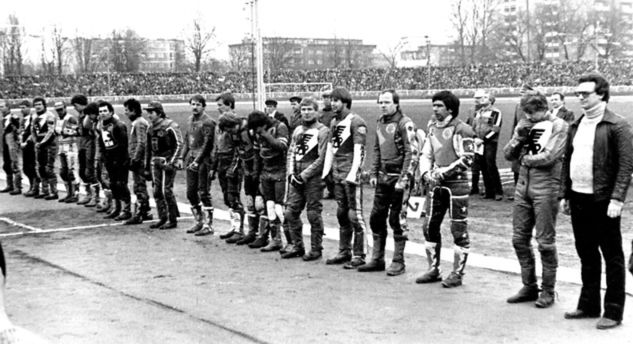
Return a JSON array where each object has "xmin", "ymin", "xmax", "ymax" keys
[
  {"xmin": 5, "ymin": 78, "xmax": 633, "ymax": 330},
  {"xmin": 7, "ymin": 85, "xmax": 632, "ymax": 312},
  {"xmin": 1, "ymin": 88, "xmax": 476, "ymax": 289}
]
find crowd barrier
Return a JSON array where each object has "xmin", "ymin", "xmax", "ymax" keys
[{"xmin": 7, "ymin": 85, "xmax": 633, "ymax": 106}]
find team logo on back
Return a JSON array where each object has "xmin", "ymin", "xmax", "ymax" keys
[
  {"xmin": 442, "ymin": 127, "xmax": 454, "ymax": 140},
  {"xmin": 527, "ymin": 120, "xmax": 553, "ymax": 155},
  {"xmin": 294, "ymin": 128, "xmax": 319, "ymax": 161},
  {"xmin": 332, "ymin": 120, "xmax": 351, "ymax": 150}
]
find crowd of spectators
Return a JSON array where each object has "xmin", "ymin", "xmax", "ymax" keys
[{"xmin": 2, "ymin": 60, "xmax": 633, "ymax": 99}]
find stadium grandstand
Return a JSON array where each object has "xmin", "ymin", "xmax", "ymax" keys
[{"xmin": 2, "ymin": 60, "xmax": 633, "ymax": 99}]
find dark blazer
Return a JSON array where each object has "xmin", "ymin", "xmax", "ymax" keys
[
  {"xmin": 273, "ymin": 111, "xmax": 289, "ymax": 130},
  {"xmin": 555, "ymin": 106, "xmax": 575, "ymax": 124},
  {"xmin": 562, "ymin": 108, "xmax": 633, "ymax": 202}
]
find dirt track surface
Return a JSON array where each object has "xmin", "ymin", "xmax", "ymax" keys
[{"xmin": 1, "ymin": 192, "xmax": 632, "ymax": 344}]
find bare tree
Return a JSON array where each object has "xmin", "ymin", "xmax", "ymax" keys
[
  {"xmin": 530, "ymin": 0, "xmax": 592, "ymax": 61},
  {"xmin": 450, "ymin": 0, "xmax": 498, "ymax": 64},
  {"xmin": 265, "ymin": 37, "xmax": 296, "ymax": 72},
  {"xmin": 531, "ymin": 3, "xmax": 551, "ymax": 61},
  {"xmin": 332, "ymin": 39, "xmax": 343, "ymax": 68},
  {"xmin": 229, "ymin": 43, "xmax": 250, "ymax": 71},
  {"xmin": 109, "ymin": 29, "xmax": 146, "ymax": 73},
  {"xmin": 187, "ymin": 18, "xmax": 216, "ymax": 73},
  {"xmin": 50, "ymin": 25, "xmax": 69, "ymax": 74},
  {"xmin": 73, "ymin": 36, "xmax": 94, "ymax": 73},
  {"xmin": 596, "ymin": 4, "xmax": 628, "ymax": 60},
  {"xmin": 477, "ymin": 0, "xmax": 498, "ymax": 62},
  {"xmin": 379, "ymin": 39, "xmax": 406, "ymax": 69},
  {"xmin": 2, "ymin": 14, "xmax": 25, "ymax": 76},
  {"xmin": 492, "ymin": 7, "xmax": 530, "ymax": 62},
  {"xmin": 451, "ymin": 0, "xmax": 469, "ymax": 65},
  {"xmin": 39, "ymin": 36, "xmax": 55, "ymax": 75}
]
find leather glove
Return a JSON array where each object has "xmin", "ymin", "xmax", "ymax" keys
[
  {"xmin": 173, "ymin": 158, "xmax": 184, "ymax": 170},
  {"xmin": 429, "ymin": 169, "xmax": 444, "ymax": 181},
  {"xmin": 516, "ymin": 126, "xmax": 530, "ymax": 141},
  {"xmin": 395, "ymin": 174, "xmax": 410, "ymax": 191},
  {"xmin": 187, "ymin": 161, "xmax": 199, "ymax": 172},
  {"xmin": 423, "ymin": 172, "xmax": 438, "ymax": 186},
  {"xmin": 369, "ymin": 176, "xmax": 377, "ymax": 187},
  {"xmin": 290, "ymin": 174, "xmax": 304, "ymax": 188},
  {"xmin": 628, "ymin": 247, "xmax": 633, "ymax": 275}
]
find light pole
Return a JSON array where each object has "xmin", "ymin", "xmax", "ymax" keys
[
  {"xmin": 595, "ymin": 20, "xmax": 600, "ymax": 71},
  {"xmin": 247, "ymin": 0, "xmax": 257, "ymax": 110},
  {"xmin": 425, "ymin": 35, "xmax": 431, "ymax": 91}
]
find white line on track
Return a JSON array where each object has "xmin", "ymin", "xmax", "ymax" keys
[
  {"xmin": 0, "ymin": 216, "xmax": 194, "ymax": 238},
  {"xmin": 0, "ymin": 217, "xmax": 42, "ymax": 233},
  {"xmin": 1, "ymin": 174, "xmax": 632, "ymax": 294}
]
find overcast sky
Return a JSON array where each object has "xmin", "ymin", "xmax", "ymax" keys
[{"xmin": 4, "ymin": 0, "xmax": 453, "ymax": 59}]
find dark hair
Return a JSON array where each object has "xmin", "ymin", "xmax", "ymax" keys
[
  {"xmin": 578, "ymin": 73, "xmax": 610, "ymax": 102},
  {"xmin": 190, "ymin": 94, "xmax": 206, "ymax": 107},
  {"xmin": 218, "ymin": 114, "xmax": 242, "ymax": 131},
  {"xmin": 520, "ymin": 92, "xmax": 549, "ymax": 114},
  {"xmin": 330, "ymin": 87, "xmax": 352, "ymax": 109},
  {"xmin": 19, "ymin": 100, "xmax": 31, "ymax": 107},
  {"xmin": 123, "ymin": 98, "xmax": 142, "ymax": 115},
  {"xmin": 215, "ymin": 93, "xmax": 235, "ymax": 109},
  {"xmin": 97, "ymin": 101, "xmax": 114, "ymax": 114},
  {"xmin": 551, "ymin": 92, "xmax": 565, "ymax": 101},
  {"xmin": 380, "ymin": 89, "xmax": 400, "ymax": 105},
  {"xmin": 431, "ymin": 91, "xmax": 460, "ymax": 117},
  {"xmin": 299, "ymin": 97, "xmax": 319, "ymax": 111},
  {"xmin": 247, "ymin": 110, "xmax": 270, "ymax": 130},
  {"xmin": 84, "ymin": 102, "xmax": 99, "ymax": 116},
  {"xmin": 379, "ymin": 89, "xmax": 400, "ymax": 112},
  {"xmin": 70, "ymin": 94, "xmax": 88, "ymax": 106},
  {"xmin": 32, "ymin": 97, "xmax": 46, "ymax": 108}
]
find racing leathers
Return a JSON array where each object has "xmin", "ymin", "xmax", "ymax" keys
[
  {"xmin": 418, "ymin": 116, "xmax": 476, "ymax": 284},
  {"xmin": 32, "ymin": 110, "xmax": 58, "ymax": 199},
  {"xmin": 251, "ymin": 119, "xmax": 289, "ymax": 252},
  {"xmin": 180, "ymin": 113, "xmax": 215, "ymax": 235},
  {"xmin": 55, "ymin": 111, "xmax": 80, "ymax": 202},
  {"xmin": 361, "ymin": 110, "xmax": 418, "ymax": 275},
  {"xmin": 284, "ymin": 120, "xmax": 329, "ymax": 258},
  {"xmin": 230, "ymin": 118, "xmax": 262, "ymax": 245},
  {"xmin": 2, "ymin": 110, "xmax": 22, "ymax": 194},
  {"xmin": 323, "ymin": 108, "xmax": 368, "ymax": 267},
  {"xmin": 126, "ymin": 115, "xmax": 152, "ymax": 223},
  {"xmin": 471, "ymin": 105, "xmax": 504, "ymax": 198},
  {"xmin": 95, "ymin": 115, "xmax": 121, "ymax": 213},
  {"xmin": 77, "ymin": 111, "xmax": 99, "ymax": 206},
  {"xmin": 212, "ymin": 113, "xmax": 243, "ymax": 239},
  {"xmin": 147, "ymin": 117, "xmax": 183, "ymax": 228},
  {"xmin": 98, "ymin": 116, "xmax": 131, "ymax": 220},
  {"xmin": 503, "ymin": 114, "xmax": 568, "ymax": 300},
  {"xmin": 21, "ymin": 111, "xmax": 39, "ymax": 196}
]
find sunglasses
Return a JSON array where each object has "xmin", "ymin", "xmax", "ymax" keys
[{"xmin": 575, "ymin": 91, "xmax": 595, "ymax": 98}]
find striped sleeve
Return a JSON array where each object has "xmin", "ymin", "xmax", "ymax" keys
[{"xmin": 167, "ymin": 122, "xmax": 184, "ymax": 164}]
